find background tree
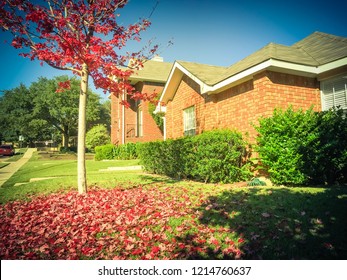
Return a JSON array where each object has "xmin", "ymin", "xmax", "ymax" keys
[
  {"xmin": 88, "ymin": 99, "xmax": 111, "ymax": 133},
  {"xmin": 0, "ymin": 0, "xmax": 157, "ymax": 193},
  {"xmin": 86, "ymin": 124, "xmax": 110, "ymax": 152},
  {"xmin": 0, "ymin": 84, "xmax": 52, "ymax": 144},
  {"xmin": 30, "ymin": 76, "xmax": 101, "ymax": 149}
]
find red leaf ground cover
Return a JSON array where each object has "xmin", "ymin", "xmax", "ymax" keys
[{"xmin": 0, "ymin": 186, "xmax": 243, "ymax": 259}]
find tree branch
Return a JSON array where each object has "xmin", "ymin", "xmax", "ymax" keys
[{"xmin": 44, "ymin": 60, "xmax": 82, "ymax": 74}]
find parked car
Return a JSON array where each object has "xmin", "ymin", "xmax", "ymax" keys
[{"xmin": 0, "ymin": 145, "xmax": 15, "ymax": 156}]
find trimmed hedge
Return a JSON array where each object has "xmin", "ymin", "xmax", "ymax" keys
[
  {"xmin": 255, "ymin": 107, "xmax": 347, "ymax": 185},
  {"xmin": 94, "ymin": 144, "xmax": 114, "ymax": 161},
  {"xmin": 137, "ymin": 130, "xmax": 252, "ymax": 183},
  {"xmin": 95, "ymin": 143, "xmax": 138, "ymax": 160}
]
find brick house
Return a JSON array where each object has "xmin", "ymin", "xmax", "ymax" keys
[
  {"xmin": 110, "ymin": 57, "xmax": 172, "ymax": 144},
  {"xmin": 156, "ymin": 32, "xmax": 347, "ymax": 142}
]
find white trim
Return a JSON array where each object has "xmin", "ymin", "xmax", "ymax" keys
[
  {"xmin": 153, "ymin": 102, "xmax": 166, "ymax": 114},
  {"xmin": 158, "ymin": 57, "xmax": 347, "ymax": 103},
  {"xmin": 317, "ymin": 57, "xmax": 347, "ymax": 77},
  {"xmin": 159, "ymin": 61, "xmax": 207, "ymax": 103},
  {"xmin": 206, "ymin": 59, "xmax": 323, "ymax": 94},
  {"xmin": 122, "ymin": 91, "xmax": 125, "ymax": 145}
]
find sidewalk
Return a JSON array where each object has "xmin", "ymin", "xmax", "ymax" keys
[{"xmin": 0, "ymin": 148, "xmax": 36, "ymax": 187}]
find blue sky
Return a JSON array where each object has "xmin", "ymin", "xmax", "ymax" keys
[{"xmin": 0, "ymin": 0, "xmax": 346, "ymax": 99}]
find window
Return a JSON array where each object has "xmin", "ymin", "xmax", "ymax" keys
[
  {"xmin": 137, "ymin": 106, "xmax": 143, "ymax": 137},
  {"xmin": 321, "ymin": 75, "xmax": 347, "ymax": 111},
  {"xmin": 183, "ymin": 106, "xmax": 196, "ymax": 136}
]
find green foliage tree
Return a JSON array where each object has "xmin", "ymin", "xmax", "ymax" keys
[
  {"xmin": 88, "ymin": 99, "xmax": 111, "ymax": 133},
  {"xmin": 86, "ymin": 125, "xmax": 110, "ymax": 152},
  {"xmin": 0, "ymin": 84, "xmax": 53, "ymax": 144},
  {"xmin": 30, "ymin": 76, "xmax": 101, "ymax": 148}
]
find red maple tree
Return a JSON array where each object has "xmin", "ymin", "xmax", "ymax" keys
[{"xmin": 0, "ymin": 0, "xmax": 158, "ymax": 193}]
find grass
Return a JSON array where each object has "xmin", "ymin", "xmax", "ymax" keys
[
  {"xmin": 0, "ymin": 152, "xmax": 346, "ymax": 259},
  {"xmin": 0, "ymin": 162, "xmax": 10, "ymax": 169},
  {"xmin": 0, "ymin": 151, "xmax": 144, "ymax": 202}
]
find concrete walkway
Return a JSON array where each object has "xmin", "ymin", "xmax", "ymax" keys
[{"xmin": 0, "ymin": 148, "xmax": 36, "ymax": 187}]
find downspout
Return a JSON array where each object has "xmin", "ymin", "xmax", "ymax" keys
[{"xmin": 122, "ymin": 88, "xmax": 125, "ymax": 145}]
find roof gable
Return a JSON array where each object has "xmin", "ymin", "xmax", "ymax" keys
[
  {"xmin": 129, "ymin": 59, "xmax": 173, "ymax": 84},
  {"xmin": 158, "ymin": 31, "xmax": 347, "ymax": 105}
]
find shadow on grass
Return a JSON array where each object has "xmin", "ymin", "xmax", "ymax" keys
[
  {"xmin": 192, "ymin": 186, "xmax": 347, "ymax": 259},
  {"xmin": 139, "ymin": 174, "xmax": 182, "ymax": 185}
]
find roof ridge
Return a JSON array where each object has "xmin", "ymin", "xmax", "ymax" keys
[
  {"xmin": 291, "ymin": 42, "xmax": 320, "ymax": 65},
  {"xmin": 177, "ymin": 60, "xmax": 227, "ymax": 68}
]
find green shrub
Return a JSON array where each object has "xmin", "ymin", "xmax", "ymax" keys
[
  {"xmin": 59, "ymin": 146, "xmax": 77, "ymax": 153},
  {"xmin": 300, "ymin": 109, "xmax": 347, "ymax": 184},
  {"xmin": 114, "ymin": 143, "xmax": 138, "ymax": 160},
  {"xmin": 137, "ymin": 139, "xmax": 185, "ymax": 177},
  {"xmin": 255, "ymin": 107, "xmax": 347, "ymax": 185},
  {"xmin": 95, "ymin": 144, "xmax": 115, "ymax": 161},
  {"xmin": 95, "ymin": 143, "xmax": 139, "ymax": 161},
  {"xmin": 86, "ymin": 125, "xmax": 110, "ymax": 152},
  {"xmin": 187, "ymin": 130, "xmax": 251, "ymax": 183},
  {"xmin": 255, "ymin": 107, "xmax": 313, "ymax": 185},
  {"xmin": 137, "ymin": 130, "xmax": 252, "ymax": 183}
]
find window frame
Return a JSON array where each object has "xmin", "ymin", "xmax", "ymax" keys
[{"xmin": 183, "ymin": 106, "xmax": 196, "ymax": 136}]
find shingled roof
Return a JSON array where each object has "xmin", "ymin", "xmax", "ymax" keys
[
  {"xmin": 157, "ymin": 31, "xmax": 347, "ymax": 105},
  {"xmin": 128, "ymin": 57, "xmax": 173, "ymax": 84},
  {"xmin": 176, "ymin": 32, "xmax": 347, "ymax": 86}
]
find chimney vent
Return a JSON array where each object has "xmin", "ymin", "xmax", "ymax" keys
[{"xmin": 151, "ymin": 56, "xmax": 164, "ymax": 62}]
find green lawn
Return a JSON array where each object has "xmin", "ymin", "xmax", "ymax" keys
[
  {"xmin": 0, "ymin": 152, "xmax": 346, "ymax": 259},
  {"xmin": 0, "ymin": 151, "xmax": 145, "ymax": 203}
]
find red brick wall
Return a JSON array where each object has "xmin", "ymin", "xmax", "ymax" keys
[
  {"xmin": 166, "ymin": 70, "xmax": 321, "ymax": 142},
  {"xmin": 111, "ymin": 82, "xmax": 164, "ymax": 144}
]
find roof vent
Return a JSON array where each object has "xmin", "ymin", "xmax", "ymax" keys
[{"xmin": 151, "ymin": 56, "xmax": 164, "ymax": 62}]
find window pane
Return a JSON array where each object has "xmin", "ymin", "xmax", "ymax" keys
[{"xmin": 183, "ymin": 106, "xmax": 196, "ymax": 135}]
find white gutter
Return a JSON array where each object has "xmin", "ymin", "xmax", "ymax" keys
[
  {"xmin": 205, "ymin": 59, "xmax": 321, "ymax": 94},
  {"xmin": 316, "ymin": 57, "xmax": 347, "ymax": 77},
  {"xmin": 122, "ymin": 90, "xmax": 125, "ymax": 145},
  {"xmin": 156, "ymin": 57, "xmax": 347, "ymax": 112}
]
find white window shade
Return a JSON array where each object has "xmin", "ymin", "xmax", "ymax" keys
[
  {"xmin": 183, "ymin": 106, "xmax": 196, "ymax": 136},
  {"xmin": 322, "ymin": 75, "xmax": 347, "ymax": 111}
]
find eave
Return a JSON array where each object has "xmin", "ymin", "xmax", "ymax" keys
[{"xmin": 157, "ymin": 57, "xmax": 347, "ymax": 110}]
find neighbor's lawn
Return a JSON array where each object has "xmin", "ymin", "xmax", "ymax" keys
[
  {"xmin": 0, "ymin": 151, "xmax": 143, "ymax": 202},
  {"xmin": 0, "ymin": 152, "xmax": 346, "ymax": 260}
]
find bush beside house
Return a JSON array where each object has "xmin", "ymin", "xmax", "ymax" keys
[
  {"xmin": 137, "ymin": 130, "xmax": 252, "ymax": 183},
  {"xmin": 96, "ymin": 107, "xmax": 346, "ymax": 187},
  {"xmin": 255, "ymin": 107, "xmax": 347, "ymax": 185},
  {"xmin": 95, "ymin": 143, "xmax": 138, "ymax": 160}
]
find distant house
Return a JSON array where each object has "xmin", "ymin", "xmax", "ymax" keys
[
  {"xmin": 157, "ymin": 32, "xmax": 347, "ymax": 141},
  {"xmin": 110, "ymin": 56, "xmax": 172, "ymax": 144}
]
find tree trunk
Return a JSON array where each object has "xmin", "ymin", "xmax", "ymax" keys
[
  {"xmin": 77, "ymin": 63, "xmax": 88, "ymax": 194},
  {"xmin": 62, "ymin": 126, "xmax": 69, "ymax": 149}
]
